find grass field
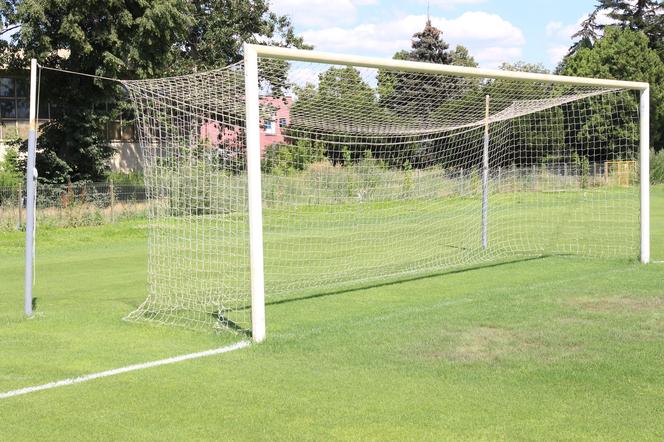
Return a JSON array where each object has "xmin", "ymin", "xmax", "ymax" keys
[{"xmin": 0, "ymin": 186, "xmax": 663, "ymax": 440}]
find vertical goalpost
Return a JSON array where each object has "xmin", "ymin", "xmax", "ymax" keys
[
  {"xmin": 640, "ymin": 87, "xmax": 651, "ymax": 265},
  {"xmin": 24, "ymin": 58, "xmax": 38, "ymax": 317},
  {"xmin": 482, "ymin": 94, "xmax": 490, "ymax": 250},
  {"xmin": 243, "ymin": 45, "xmax": 267, "ymax": 342},
  {"xmin": 241, "ymin": 44, "xmax": 651, "ymax": 341}
]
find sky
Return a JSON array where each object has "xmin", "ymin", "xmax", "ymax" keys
[{"xmin": 270, "ymin": 0, "xmax": 603, "ymax": 70}]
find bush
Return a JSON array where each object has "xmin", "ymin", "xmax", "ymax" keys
[
  {"xmin": 107, "ymin": 171, "xmax": 144, "ymax": 185},
  {"xmin": 651, "ymin": 149, "xmax": 664, "ymax": 184},
  {"xmin": 0, "ymin": 145, "xmax": 22, "ymax": 189},
  {"xmin": 263, "ymin": 140, "xmax": 325, "ymax": 175}
]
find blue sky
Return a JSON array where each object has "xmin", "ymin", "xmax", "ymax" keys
[{"xmin": 271, "ymin": 0, "xmax": 602, "ymax": 69}]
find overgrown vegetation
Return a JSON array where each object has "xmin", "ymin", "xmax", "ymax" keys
[
  {"xmin": 651, "ymin": 148, "xmax": 664, "ymax": 184},
  {"xmin": 0, "ymin": 145, "xmax": 22, "ymax": 189},
  {"xmin": 106, "ymin": 171, "xmax": 145, "ymax": 186}
]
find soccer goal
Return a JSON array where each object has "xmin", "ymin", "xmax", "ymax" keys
[{"xmin": 116, "ymin": 43, "xmax": 650, "ymax": 341}]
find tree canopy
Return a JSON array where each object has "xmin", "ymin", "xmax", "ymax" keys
[
  {"xmin": 378, "ymin": 20, "xmax": 476, "ymax": 117},
  {"xmin": 566, "ymin": 0, "xmax": 664, "ymax": 60},
  {"xmin": 0, "ymin": 0, "xmax": 308, "ymax": 183},
  {"xmin": 563, "ymin": 26, "xmax": 664, "ymax": 151}
]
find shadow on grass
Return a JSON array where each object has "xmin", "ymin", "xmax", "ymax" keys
[
  {"xmin": 214, "ymin": 254, "xmax": 558, "ymax": 336},
  {"xmin": 248, "ymin": 255, "xmax": 554, "ymax": 311}
]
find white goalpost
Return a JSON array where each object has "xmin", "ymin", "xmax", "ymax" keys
[{"xmin": 27, "ymin": 43, "xmax": 644, "ymax": 342}]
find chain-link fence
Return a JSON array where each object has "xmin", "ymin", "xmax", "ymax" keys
[{"xmin": 0, "ymin": 181, "xmax": 148, "ymax": 230}]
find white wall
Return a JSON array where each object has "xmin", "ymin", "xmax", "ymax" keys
[{"xmin": 110, "ymin": 141, "xmax": 143, "ymax": 172}]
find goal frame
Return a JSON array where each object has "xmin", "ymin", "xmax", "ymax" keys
[
  {"xmin": 21, "ymin": 46, "xmax": 652, "ymax": 341},
  {"xmin": 242, "ymin": 43, "xmax": 651, "ymax": 342}
]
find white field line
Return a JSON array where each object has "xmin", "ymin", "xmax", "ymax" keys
[{"xmin": 0, "ymin": 340, "xmax": 251, "ymax": 400}]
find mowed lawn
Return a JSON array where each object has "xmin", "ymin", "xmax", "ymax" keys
[{"xmin": 0, "ymin": 186, "xmax": 663, "ymax": 440}]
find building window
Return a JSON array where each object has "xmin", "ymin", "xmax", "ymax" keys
[
  {"xmin": 0, "ymin": 77, "xmax": 29, "ymax": 140},
  {"xmin": 264, "ymin": 118, "xmax": 276, "ymax": 135},
  {"xmin": 279, "ymin": 118, "xmax": 287, "ymax": 128}
]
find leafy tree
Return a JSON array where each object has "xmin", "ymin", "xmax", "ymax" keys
[
  {"xmin": 0, "ymin": 144, "xmax": 22, "ymax": 187},
  {"xmin": 450, "ymin": 45, "xmax": 478, "ymax": 68},
  {"xmin": 288, "ymin": 66, "xmax": 392, "ymax": 163},
  {"xmin": 596, "ymin": 0, "xmax": 664, "ymax": 56},
  {"xmin": 173, "ymin": 0, "xmax": 309, "ymax": 73},
  {"xmin": 0, "ymin": 0, "xmax": 307, "ymax": 183},
  {"xmin": 563, "ymin": 27, "xmax": 664, "ymax": 152},
  {"xmin": 0, "ymin": 0, "xmax": 192, "ymax": 182},
  {"xmin": 564, "ymin": 0, "xmax": 664, "ymax": 63},
  {"xmin": 486, "ymin": 62, "xmax": 566, "ymax": 165}
]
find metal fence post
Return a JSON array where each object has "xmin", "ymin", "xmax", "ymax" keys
[
  {"xmin": 17, "ymin": 183, "xmax": 22, "ymax": 230},
  {"xmin": 109, "ymin": 179, "xmax": 115, "ymax": 223}
]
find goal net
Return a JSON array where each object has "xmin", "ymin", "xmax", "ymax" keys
[{"xmin": 122, "ymin": 45, "xmax": 645, "ymax": 336}]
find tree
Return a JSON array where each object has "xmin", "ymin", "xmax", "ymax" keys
[
  {"xmin": 0, "ymin": 0, "xmax": 307, "ymax": 183},
  {"xmin": 409, "ymin": 19, "xmax": 452, "ymax": 64},
  {"xmin": 171, "ymin": 0, "xmax": 310, "ymax": 74},
  {"xmin": 287, "ymin": 66, "xmax": 392, "ymax": 164},
  {"xmin": 488, "ymin": 62, "xmax": 566, "ymax": 165},
  {"xmin": 563, "ymin": 27, "xmax": 664, "ymax": 152},
  {"xmin": 378, "ymin": 20, "xmax": 460, "ymax": 116},
  {"xmin": 568, "ymin": 10, "xmax": 600, "ymax": 57},
  {"xmin": 565, "ymin": 1, "xmax": 664, "ymax": 63},
  {"xmin": 0, "ymin": 0, "xmax": 192, "ymax": 182},
  {"xmin": 450, "ymin": 45, "xmax": 478, "ymax": 68},
  {"xmin": 598, "ymin": 0, "xmax": 664, "ymax": 58}
]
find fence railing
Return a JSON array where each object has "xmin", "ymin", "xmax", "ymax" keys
[
  {"xmin": 0, "ymin": 181, "xmax": 148, "ymax": 230},
  {"xmin": 0, "ymin": 162, "xmax": 636, "ymax": 231}
]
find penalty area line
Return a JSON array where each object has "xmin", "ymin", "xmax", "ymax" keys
[{"xmin": 0, "ymin": 340, "xmax": 251, "ymax": 400}]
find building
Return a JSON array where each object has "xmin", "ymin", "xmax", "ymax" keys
[
  {"xmin": 0, "ymin": 68, "xmax": 293, "ymax": 172},
  {"xmin": 259, "ymin": 96, "xmax": 292, "ymax": 153}
]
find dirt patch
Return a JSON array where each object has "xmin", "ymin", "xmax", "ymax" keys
[
  {"xmin": 426, "ymin": 326, "xmax": 515, "ymax": 363},
  {"xmin": 420, "ymin": 326, "xmax": 586, "ymax": 364},
  {"xmin": 569, "ymin": 296, "xmax": 664, "ymax": 313}
]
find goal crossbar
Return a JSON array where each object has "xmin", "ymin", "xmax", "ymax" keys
[{"xmin": 247, "ymin": 44, "xmax": 650, "ymax": 91}]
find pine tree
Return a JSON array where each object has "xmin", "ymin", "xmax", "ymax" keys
[
  {"xmin": 378, "ymin": 19, "xmax": 458, "ymax": 116},
  {"xmin": 568, "ymin": 10, "xmax": 600, "ymax": 56},
  {"xmin": 409, "ymin": 19, "xmax": 452, "ymax": 64}
]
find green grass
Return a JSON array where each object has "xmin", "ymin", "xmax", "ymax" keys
[{"xmin": 0, "ymin": 186, "xmax": 663, "ymax": 440}]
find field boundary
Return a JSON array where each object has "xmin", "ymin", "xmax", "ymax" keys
[{"xmin": 0, "ymin": 341, "xmax": 250, "ymax": 400}]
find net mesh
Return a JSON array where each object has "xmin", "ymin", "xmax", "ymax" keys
[{"xmin": 122, "ymin": 55, "xmax": 640, "ymax": 334}]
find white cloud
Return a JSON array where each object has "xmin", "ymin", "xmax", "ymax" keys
[
  {"xmin": 545, "ymin": 20, "xmax": 577, "ymax": 40},
  {"xmin": 300, "ymin": 12, "xmax": 525, "ymax": 68},
  {"xmin": 475, "ymin": 47, "xmax": 523, "ymax": 66},
  {"xmin": 288, "ymin": 67, "xmax": 321, "ymax": 87},
  {"xmin": 422, "ymin": 0, "xmax": 488, "ymax": 8},
  {"xmin": 547, "ymin": 45, "xmax": 569, "ymax": 65},
  {"xmin": 270, "ymin": 0, "xmax": 377, "ymax": 28},
  {"xmin": 543, "ymin": 10, "xmax": 615, "ymax": 65}
]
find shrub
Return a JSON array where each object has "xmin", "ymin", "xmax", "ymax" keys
[
  {"xmin": 651, "ymin": 149, "xmax": 664, "ymax": 184},
  {"xmin": 0, "ymin": 145, "xmax": 22, "ymax": 189},
  {"xmin": 263, "ymin": 140, "xmax": 325, "ymax": 175},
  {"xmin": 107, "ymin": 171, "xmax": 144, "ymax": 185}
]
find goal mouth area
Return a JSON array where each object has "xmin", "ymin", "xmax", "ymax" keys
[{"xmin": 116, "ymin": 44, "xmax": 648, "ymax": 337}]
